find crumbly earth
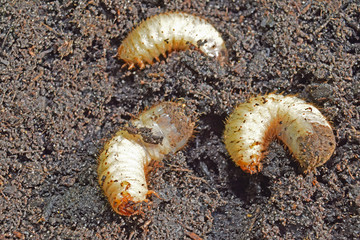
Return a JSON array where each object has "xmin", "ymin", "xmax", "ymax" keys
[{"xmin": 0, "ymin": 0, "xmax": 359, "ymax": 239}]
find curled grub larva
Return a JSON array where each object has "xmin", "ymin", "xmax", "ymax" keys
[
  {"xmin": 118, "ymin": 12, "xmax": 228, "ymax": 69},
  {"xmin": 224, "ymin": 94, "xmax": 336, "ymax": 174},
  {"xmin": 97, "ymin": 102, "xmax": 195, "ymax": 216}
]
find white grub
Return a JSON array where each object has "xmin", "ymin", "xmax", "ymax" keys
[
  {"xmin": 224, "ymin": 94, "xmax": 336, "ymax": 174},
  {"xmin": 118, "ymin": 11, "xmax": 228, "ymax": 69},
  {"xmin": 98, "ymin": 102, "xmax": 194, "ymax": 215}
]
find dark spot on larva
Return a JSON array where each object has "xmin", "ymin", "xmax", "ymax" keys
[
  {"xmin": 104, "ymin": 162, "xmax": 108, "ymax": 165},
  {"xmin": 254, "ymin": 103, "xmax": 259, "ymax": 106},
  {"xmin": 126, "ymin": 124, "xmax": 140, "ymax": 135},
  {"xmin": 243, "ymin": 120, "xmax": 246, "ymax": 123},
  {"xmin": 250, "ymin": 141, "xmax": 261, "ymax": 148},
  {"xmin": 114, "ymin": 180, "xmax": 118, "ymax": 182},
  {"xmin": 138, "ymin": 127, "xmax": 164, "ymax": 144},
  {"xmin": 279, "ymin": 121, "xmax": 283, "ymax": 124},
  {"xmin": 100, "ymin": 175, "xmax": 106, "ymax": 186},
  {"xmin": 197, "ymin": 39, "xmax": 208, "ymax": 47},
  {"xmin": 164, "ymin": 38, "xmax": 169, "ymax": 44},
  {"xmin": 172, "ymin": 28, "xmax": 175, "ymax": 31}
]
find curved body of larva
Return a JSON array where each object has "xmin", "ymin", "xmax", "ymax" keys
[
  {"xmin": 118, "ymin": 12, "xmax": 228, "ymax": 69},
  {"xmin": 97, "ymin": 102, "xmax": 195, "ymax": 216},
  {"xmin": 224, "ymin": 94, "xmax": 336, "ymax": 174}
]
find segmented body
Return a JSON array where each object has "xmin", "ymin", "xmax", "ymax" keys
[
  {"xmin": 97, "ymin": 102, "xmax": 194, "ymax": 215},
  {"xmin": 224, "ymin": 94, "xmax": 336, "ymax": 174},
  {"xmin": 118, "ymin": 12, "xmax": 228, "ymax": 69}
]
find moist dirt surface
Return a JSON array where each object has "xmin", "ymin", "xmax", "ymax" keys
[{"xmin": 1, "ymin": 0, "xmax": 359, "ymax": 239}]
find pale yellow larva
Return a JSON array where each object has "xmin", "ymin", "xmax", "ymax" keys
[
  {"xmin": 224, "ymin": 94, "xmax": 336, "ymax": 174},
  {"xmin": 118, "ymin": 11, "xmax": 228, "ymax": 69},
  {"xmin": 97, "ymin": 102, "xmax": 195, "ymax": 216}
]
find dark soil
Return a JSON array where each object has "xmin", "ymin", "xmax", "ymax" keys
[{"xmin": 1, "ymin": 0, "xmax": 359, "ymax": 239}]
